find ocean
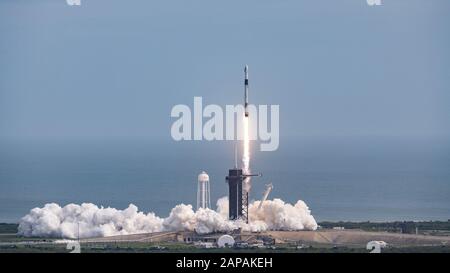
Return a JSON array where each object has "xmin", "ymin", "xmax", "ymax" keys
[{"xmin": 0, "ymin": 136, "xmax": 449, "ymax": 223}]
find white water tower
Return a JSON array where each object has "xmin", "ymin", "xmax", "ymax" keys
[{"xmin": 197, "ymin": 171, "xmax": 211, "ymax": 210}]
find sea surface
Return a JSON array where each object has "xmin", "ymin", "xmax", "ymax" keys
[{"xmin": 0, "ymin": 136, "xmax": 449, "ymax": 223}]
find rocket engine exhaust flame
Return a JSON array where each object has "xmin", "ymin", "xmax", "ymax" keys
[{"xmin": 242, "ymin": 115, "xmax": 251, "ymax": 193}]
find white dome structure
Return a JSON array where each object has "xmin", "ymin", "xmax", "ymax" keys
[
  {"xmin": 197, "ymin": 171, "xmax": 211, "ymax": 210},
  {"xmin": 217, "ymin": 235, "xmax": 235, "ymax": 248}
]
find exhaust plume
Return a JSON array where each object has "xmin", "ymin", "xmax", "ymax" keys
[
  {"xmin": 242, "ymin": 115, "xmax": 251, "ymax": 192},
  {"xmin": 18, "ymin": 197, "xmax": 317, "ymax": 239}
]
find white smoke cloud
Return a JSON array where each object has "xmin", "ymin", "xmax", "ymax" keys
[
  {"xmin": 18, "ymin": 203, "xmax": 163, "ymax": 238},
  {"xmin": 249, "ymin": 199, "xmax": 317, "ymax": 231},
  {"xmin": 18, "ymin": 197, "xmax": 317, "ymax": 239}
]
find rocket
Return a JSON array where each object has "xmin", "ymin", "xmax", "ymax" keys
[{"xmin": 244, "ymin": 65, "xmax": 249, "ymax": 117}]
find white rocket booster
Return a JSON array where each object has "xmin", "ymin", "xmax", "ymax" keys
[{"xmin": 244, "ymin": 65, "xmax": 249, "ymax": 117}]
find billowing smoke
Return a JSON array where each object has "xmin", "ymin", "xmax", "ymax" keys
[
  {"xmin": 18, "ymin": 203, "xmax": 163, "ymax": 239},
  {"xmin": 18, "ymin": 197, "xmax": 317, "ymax": 239}
]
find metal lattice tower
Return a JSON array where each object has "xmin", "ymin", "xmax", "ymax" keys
[{"xmin": 226, "ymin": 169, "xmax": 261, "ymax": 224}]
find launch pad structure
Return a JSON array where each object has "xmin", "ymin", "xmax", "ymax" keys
[
  {"xmin": 226, "ymin": 169, "xmax": 246, "ymax": 222},
  {"xmin": 226, "ymin": 168, "xmax": 261, "ymax": 223}
]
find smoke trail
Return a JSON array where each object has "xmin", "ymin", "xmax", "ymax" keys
[
  {"xmin": 242, "ymin": 115, "xmax": 251, "ymax": 192},
  {"xmin": 18, "ymin": 197, "xmax": 317, "ymax": 238}
]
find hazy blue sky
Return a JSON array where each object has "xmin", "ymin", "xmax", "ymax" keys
[
  {"xmin": 1, "ymin": 0, "xmax": 449, "ymax": 141},
  {"xmin": 1, "ymin": 1, "xmax": 450, "ymax": 222}
]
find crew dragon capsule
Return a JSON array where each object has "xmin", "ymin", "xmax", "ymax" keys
[{"xmin": 244, "ymin": 65, "xmax": 249, "ymax": 117}]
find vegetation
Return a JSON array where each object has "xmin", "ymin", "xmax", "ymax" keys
[
  {"xmin": 1, "ymin": 241, "xmax": 449, "ymax": 253},
  {"xmin": 1, "ymin": 221, "xmax": 450, "ymax": 253},
  {"xmin": 318, "ymin": 220, "xmax": 450, "ymax": 234},
  {"xmin": 0, "ymin": 223, "xmax": 19, "ymax": 234},
  {"xmin": 3, "ymin": 221, "xmax": 450, "ymax": 236}
]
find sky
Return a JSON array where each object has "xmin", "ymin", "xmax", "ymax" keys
[
  {"xmin": 0, "ymin": 0, "xmax": 449, "ymax": 142},
  {"xmin": 0, "ymin": 1, "xmax": 450, "ymax": 223}
]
